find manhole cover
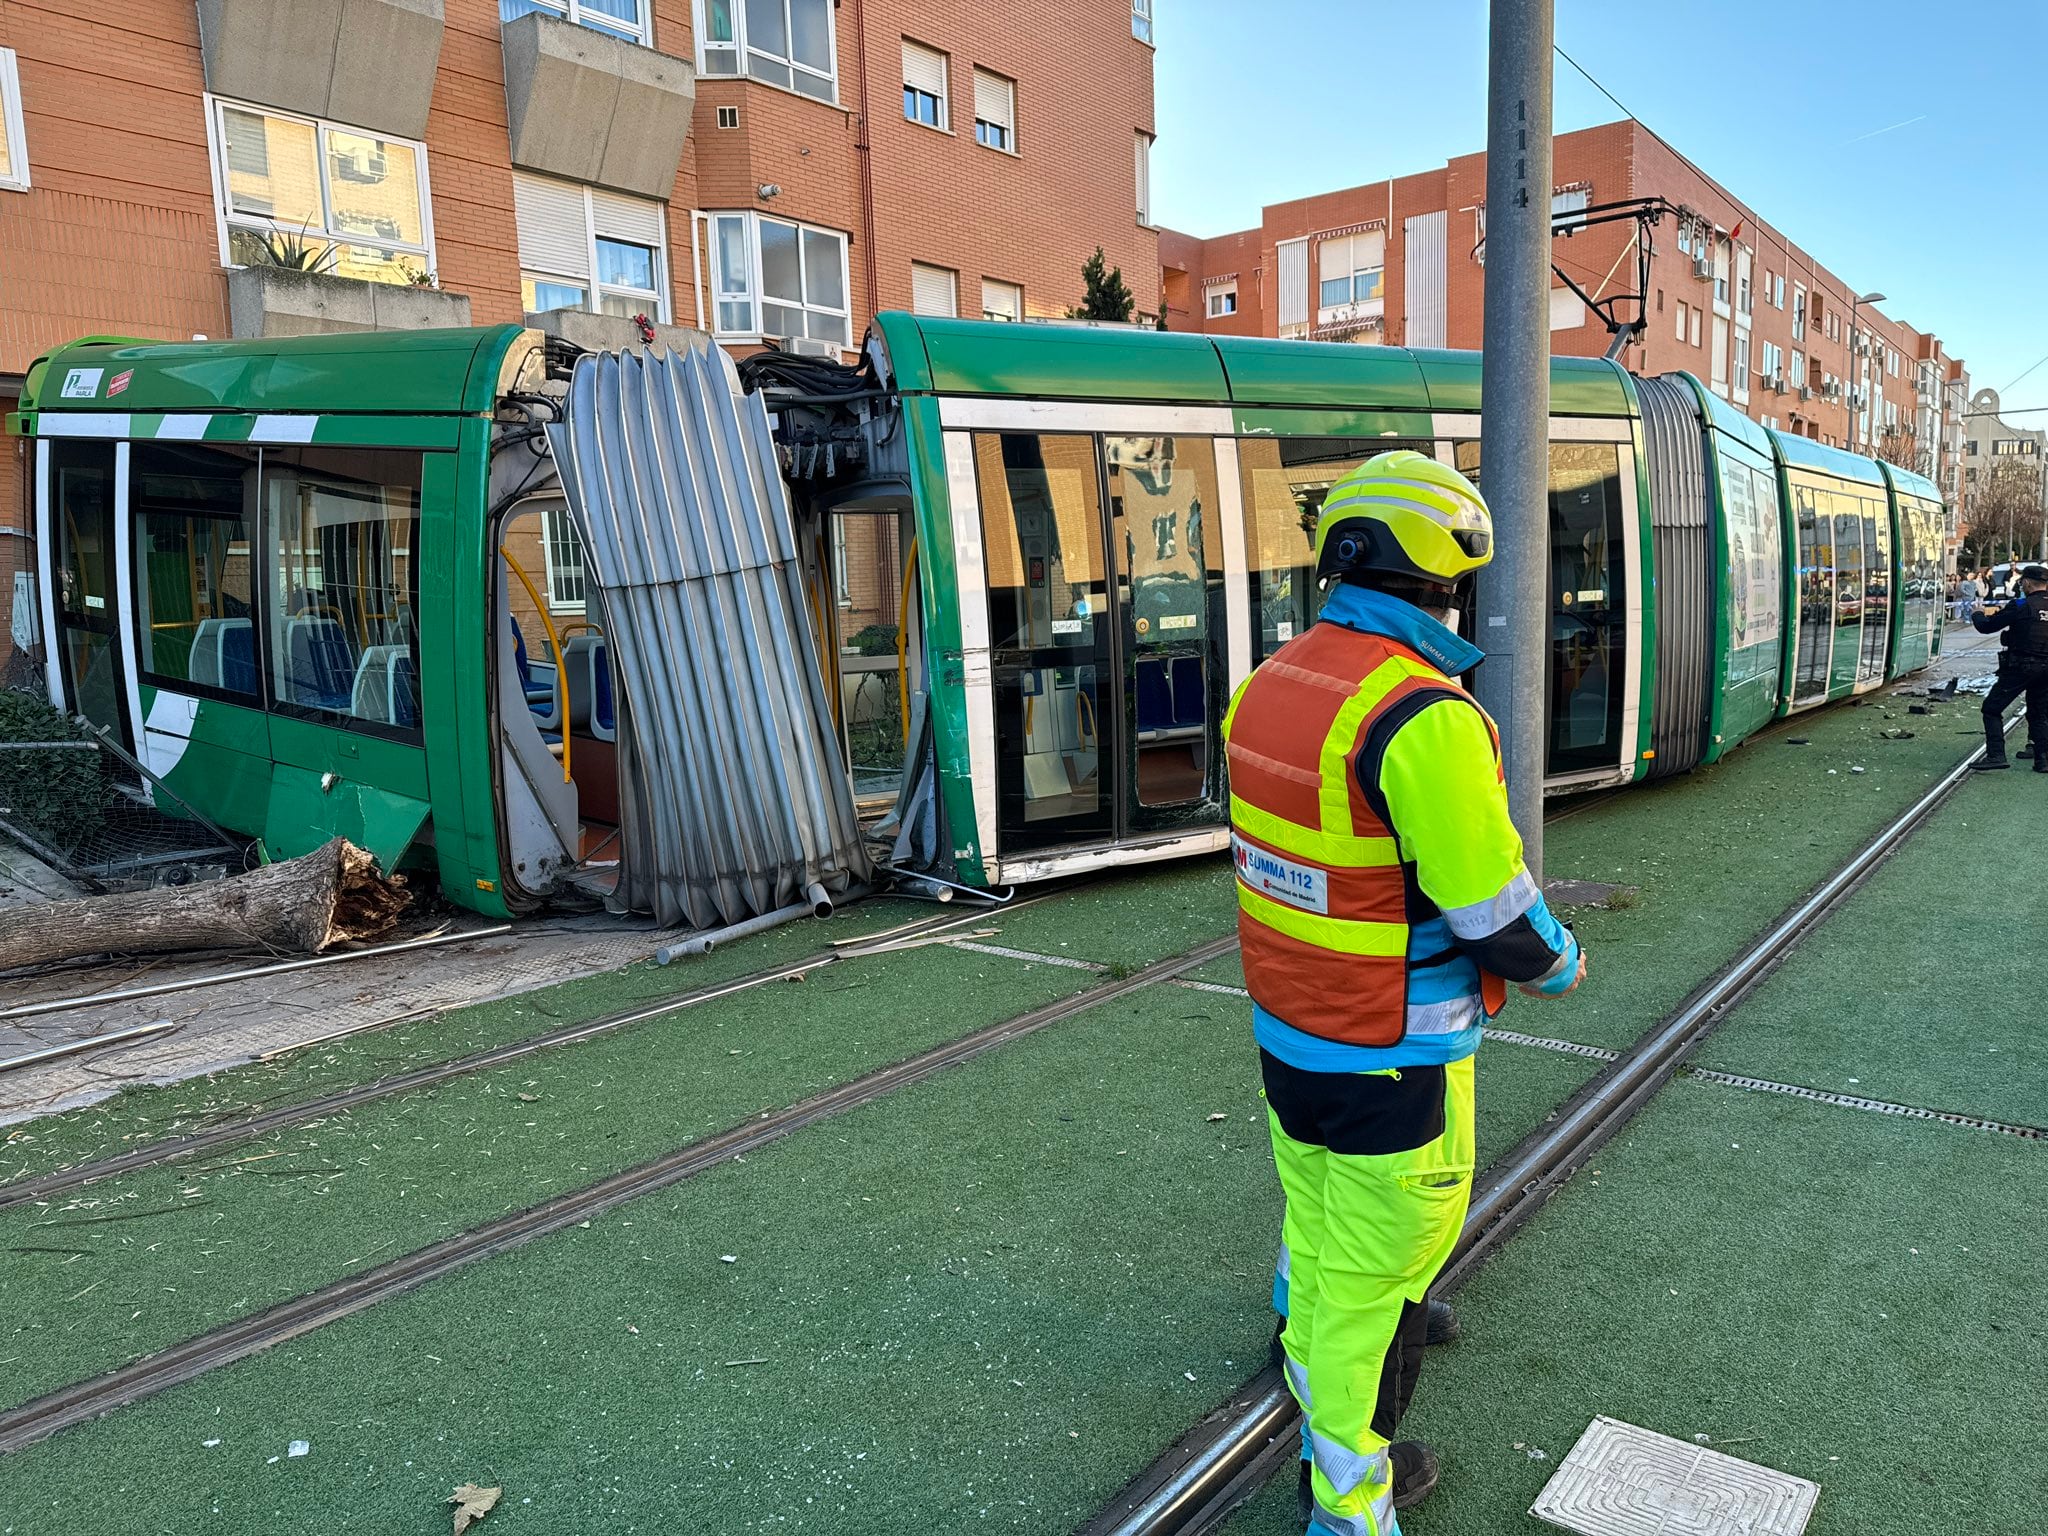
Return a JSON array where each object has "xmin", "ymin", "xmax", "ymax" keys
[
  {"xmin": 1530, "ymin": 1417, "xmax": 1818, "ymax": 1536},
  {"xmin": 1541, "ymin": 878, "xmax": 1633, "ymax": 910}
]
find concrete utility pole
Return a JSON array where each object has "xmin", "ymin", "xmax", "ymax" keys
[{"xmin": 1474, "ymin": 0, "xmax": 1554, "ymax": 879}]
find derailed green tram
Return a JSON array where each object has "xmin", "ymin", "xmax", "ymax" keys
[{"xmin": 18, "ymin": 319, "xmax": 1944, "ymax": 919}]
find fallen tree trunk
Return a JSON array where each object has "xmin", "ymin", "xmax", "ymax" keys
[{"xmin": 0, "ymin": 838, "xmax": 410, "ymax": 973}]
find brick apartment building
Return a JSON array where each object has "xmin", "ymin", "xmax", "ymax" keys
[
  {"xmin": 1161, "ymin": 119, "xmax": 1971, "ymax": 550},
  {"xmin": 0, "ymin": 0, "xmax": 1161, "ymax": 672}
]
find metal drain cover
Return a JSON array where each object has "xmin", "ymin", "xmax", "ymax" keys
[{"xmin": 1530, "ymin": 1417, "xmax": 1819, "ymax": 1535}]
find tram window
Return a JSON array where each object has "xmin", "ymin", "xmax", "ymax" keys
[
  {"xmin": 831, "ymin": 509, "xmax": 915, "ymax": 799},
  {"xmin": 49, "ymin": 440, "xmax": 125, "ymax": 741},
  {"xmin": 1860, "ymin": 501, "xmax": 1890, "ymax": 681},
  {"xmin": 262, "ymin": 447, "xmax": 423, "ymax": 735},
  {"xmin": 1236, "ymin": 437, "xmax": 1431, "ymax": 663},
  {"xmin": 130, "ymin": 443, "xmax": 261, "ymax": 700},
  {"xmin": 1792, "ymin": 482, "xmax": 1833, "ymax": 704},
  {"xmin": 1832, "ymin": 502, "xmax": 1865, "ymax": 693},
  {"xmin": 1107, "ymin": 435, "xmax": 1223, "ymax": 809}
]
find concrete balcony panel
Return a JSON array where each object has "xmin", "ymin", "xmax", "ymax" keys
[
  {"xmin": 501, "ymin": 11, "xmax": 695, "ymax": 200},
  {"xmin": 227, "ymin": 267, "xmax": 472, "ymax": 338},
  {"xmin": 198, "ymin": 0, "xmax": 445, "ymax": 140},
  {"xmin": 526, "ymin": 309, "xmax": 709, "ymax": 356}
]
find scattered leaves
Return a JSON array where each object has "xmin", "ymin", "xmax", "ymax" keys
[
  {"xmin": 449, "ymin": 1483, "xmax": 502, "ymax": 1534},
  {"xmin": 1205, "ymin": 1112, "xmax": 1227, "ymax": 1123}
]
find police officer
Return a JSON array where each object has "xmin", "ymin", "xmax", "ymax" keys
[
  {"xmin": 1971, "ymin": 563, "xmax": 2048, "ymax": 772},
  {"xmin": 1224, "ymin": 452, "xmax": 1586, "ymax": 1536}
]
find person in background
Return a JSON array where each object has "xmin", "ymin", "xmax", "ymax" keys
[
  {"xmin": 1971, "ymin": 564, "xmax": 2048, "ymax": 772},
  {"xmin": 1954, "ymin": 571, "xmax": 1980, "ymax": 624},
  {"xmin": 1224, "ymin": 452, "xmax": 1586, "ymax": 1536}
]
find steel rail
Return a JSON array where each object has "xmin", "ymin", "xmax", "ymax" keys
[
  {"xmin": 0, "ymin": 931, "xmax": 1239, "ymax": 1454},
  {"xmin": 0, "ymin": 898, "xmax": 1045, "ymax": 1212},
  {"xmin": 1080, "ymin": 718, "xmax": 2014, "ymax": 1536}
]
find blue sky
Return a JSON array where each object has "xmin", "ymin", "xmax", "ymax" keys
[{"xmin": 1151, "ymin": 0, "xmax": 2048, "ymax": 411}]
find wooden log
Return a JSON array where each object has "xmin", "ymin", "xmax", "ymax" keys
[{"xmin": 0, "ymin": 838, "xmax": 410, "ymax": 973}]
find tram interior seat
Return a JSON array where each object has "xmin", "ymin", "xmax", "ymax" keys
[
  {"xmin": 219, "ymin": 620, "xmax": 257, "ymax": 696},
  {"xmin": 284, "ymin": 615, "xmax": 357, "ymax": 710},
  {"xmin": 190, "ymin": 619, "xmax": 226, "ymax": 688},
  {"xmin": 1135, "ymin": 657, "xmax": 1206, "ymax": 742},
  {"xmin": 511, "ymin": 619, "xmax": 562, "ymax": 729},
  {"xmin": 560, "ymin": 633, "xmax": 615, "ymax": 741},
  {"xmin": 350, "ymin": 644, "xmax": 421, "ymax": 727}
]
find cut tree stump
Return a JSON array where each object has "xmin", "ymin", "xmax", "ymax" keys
[{"xmin": 0, "ymin": 838, "xmax": 410, "ymax": 972}]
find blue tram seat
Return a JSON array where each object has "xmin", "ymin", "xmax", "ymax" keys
[
  {"xmin": 591, "ymin": 639, "xmax": 615, "ymax": 743},
  {"xmin": 285, "ymin": 616, "xmax": 356, "ymax": 710},
  {"xmin": 511, "ymin": 618, "xmax": 562, "ymax": 728},
  {"xmin": 1135, "ymin": 659, "xmax": 1174, "ymax": 742},
  {"xmin": 350, "ymin": 644, "xmax": 420, "ymax": 728},
  {"xmin": 392, "ymin": 653, "xmax": 420, "ymax": 729},
  {"xmin": 218, "ymin": 619, "xmax": 258, "ymax": 697},
  {"xmin": 1170, "ymin": 656, "xmax": 1205, "ymax": 729}
]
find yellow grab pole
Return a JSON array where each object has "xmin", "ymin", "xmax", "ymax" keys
[{"xmin": 498, "ymin": 545, "xmax": 572, "ymax": 785}]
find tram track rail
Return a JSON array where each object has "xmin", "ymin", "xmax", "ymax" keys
[
  {"xmin": 0, "ymin": 929, "xmax": 1239, "ymax": 1454},
  {"xmin": 0, "ymin": 896, "xmax": 1043, "ymax": 1213},
  {"xmin": 1077, "ymin": 714, "xmax": 2018, "ymax": 1536}
]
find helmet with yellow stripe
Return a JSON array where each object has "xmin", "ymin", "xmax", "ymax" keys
[{"xmin": 1312, "ymin": 450, "xmax": 1494, "ymax": 588}]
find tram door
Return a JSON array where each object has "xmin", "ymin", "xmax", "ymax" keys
[{"xmin": 44, "ymin": 440, "xmax": 132, "ymax": 750}]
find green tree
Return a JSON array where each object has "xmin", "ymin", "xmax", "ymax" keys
[{"xmin": 1068, "ymin": 247, "xmax": 1135, "ymax": 322}]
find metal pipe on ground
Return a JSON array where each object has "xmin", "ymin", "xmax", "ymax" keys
[
  {"xmin": 653, "ymin": 882, "xmax": 865, "ymax": 963},
  {"xmin": 0, "ymin": 1021, "xmax": 178, "ymax": 1076},
  {"xmin": 1472, "ymin": 0, "xmax": 1556, "ymax": 881}
]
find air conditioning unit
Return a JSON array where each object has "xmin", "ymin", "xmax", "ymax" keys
[
  {"xmin": 1773, "ymin": 376, "xmax": 1788, "ymax": 394},
  {"xmin": 1691, "ymin": 256, "xmax": 1713, "ymax": 280},
  {"xmin": 781, "ymin": 336, "xmax": 840, "ymax": 358},
  {"xmin": 1798, "ymin": 385, "xmax": 1813, "ymax": 401}
]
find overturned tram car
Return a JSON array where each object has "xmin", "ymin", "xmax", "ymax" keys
[{"xmin": 18, "ymin": 319, "xmax": 1944, "ymax": 919}]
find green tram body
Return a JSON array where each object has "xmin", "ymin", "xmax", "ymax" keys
[{"xmin": 18, "ymin": 319, "xmax": 1945, "ymax": 918}]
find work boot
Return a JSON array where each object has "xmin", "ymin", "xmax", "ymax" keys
[
  {"xmin": 1424, "ymin": 1297, "xmax": 1460, "ymax": 1346},
  {"xmin": 2022, "ymin": 742, "xmax": 2038, "ymax": 760},
  {"xmin": 1974, "ymin": 755, "xmax": 2010, "ymax": 771},
  {"xmin": 1391, "ymin": 1440, "xmax": 1442, "ymax": 1510}
]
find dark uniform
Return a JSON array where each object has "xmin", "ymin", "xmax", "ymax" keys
[{"xmin": 1971, "ymin": 570, "xmax": 2048, "ymax": 770}]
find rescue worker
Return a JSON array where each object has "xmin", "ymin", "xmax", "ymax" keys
[
  {"xmin": 1223, "ymin": 452, "xmax": 1586, "ymax": 1535},
  {"xmin": 1971, "ymin": 563, "xmax": 2048, "ymax": 772}
]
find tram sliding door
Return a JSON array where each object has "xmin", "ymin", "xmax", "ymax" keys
[{"xmin": 41, "ymin": 439, "xmax": 132, "ymax": 750}]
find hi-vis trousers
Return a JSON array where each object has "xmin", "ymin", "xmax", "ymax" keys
[{"xmin": 1263, "ymin": 1050, "xmax": 1475, "ymax": 1536}]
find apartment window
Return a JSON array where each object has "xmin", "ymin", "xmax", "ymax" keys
[
  {"xmin": 209, "ymin": 99, "xmax": 434, "ymax": 286},
  {"xmin": 1792, "ymin": 284, "xmax": 1806, "ymax": 341},
  {"xmin": 974, "ymin": 69, "xmax": 1016, "ymax": 152},
  {"xmin": 1318, "ymin": 230, "xmax": 1385, "ymax": 312},
  {"xmin": 1761, "ymin": 340, "xmax": 1783, "ymax": 379},
  {"xmin": 911, "ymin": 261, "xmax": 958, "ymax": 317},
  {"xmin": 1135, "ymin": 130, "xmax": 1153, "ymax": 225},
  {"xmin": 981, "ymin": 278, "xmax": 1022, "ymax": 322},
  {"xmin": 716, "ymin": 104, "xmax": 740, "ymax": 129},
  {"xmin": 1678, "ymin": 223, "xmax": 1692, "ymax": 255},
  {"xmin": 1790, "ymin": 350, "xmax": 1806, "ymax": 389},
  {"xmin": 902, "ymin": 40, "xmax": 947, "ymax": 128},
  {"xmin": 708, "ymin": 210, "xmax": 850, "ymax": 344},
  {"xmin": 1774, "ymin": 273, "xmax": 1785, "ymax": 308},
  {"xmin": 1132, "ymin": 0, "xmax": 1154, "ymax": 43},
  {"xmin": 0, "ymin": 48, "xmax": 28, "ymax": 192},
  {"xmin": 514, "ymin": 172, "xmax": 669, "ymax": 320},
  {"xmin": 1887, "ymin": 348, "xmax": 1899, "ymax": 377},
  {"xmin": 501, "ymin": 0, "xmax": 649, "ymax": 46},
  {"xmin": 1206, "ymin": 282, "xmax": 1238, "ymax": 318},
  {"xmin": 543, "ymin": 505, "xmax": 588, "ymax": 611},
  {"xmin": 1674, "ymin": 299, "xmax": 1687, "ymax": 342},
  {"xmin": 1713, "ymin": 238, "xmax": 1730, "ymax": 305},
  {"xmin": 1551, "ymin": 188, "xmax": 1588, "ymax": 232},
  {"xmin": 1734, "ymin": 330, "xmax": 1751, "ymax": 402},
  {"xmin": 698, "ymin": 0, "xmax": 836, "ymax": 102},
  {"xmin": 1690, "ymin": 306, "xmax": 1701, "ymax": 347}
]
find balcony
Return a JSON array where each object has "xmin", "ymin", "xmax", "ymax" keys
[
  {"xmin": 501, "ymin": 9, "xmax": 695, "ymax": 199},
  {"xmin": 227, "ymin": 266, "xmax": 472, "ymax": 338},
  {"xmin": 197, "ymin": 0, "xmax": 444, "ymax": 139}
]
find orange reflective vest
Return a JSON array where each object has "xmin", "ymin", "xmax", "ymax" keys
[{"xmin": 1223, "ymin": 623, "xmax": 1509, "ymax": 1048}]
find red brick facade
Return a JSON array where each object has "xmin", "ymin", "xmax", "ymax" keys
[
  {"xmin": 0, "ymin": 0, "xmax": 1157, "ymax": 669},
  {"xmin": 1162, "ymin": 120, "xmax": 1968, "ymax": 522}
]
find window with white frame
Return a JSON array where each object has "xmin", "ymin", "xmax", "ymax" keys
[
  {"xmin": 1690, "ymin": 306, "xmax": 1701, "ymax": 347},
  {"xmin": 1319, "ymin": 230, "xmax": 1384, "ymax": 313},
  {"xmin": 902, "ymin": 39, "xmax": 947, "ymax": 127},
  {"xmin": 514, "ymin": 172, "xmax": 668, "ymax": 320},
  {"xmin": 1736, "ymin": 247, "xmax": 1751, "ymax": 314},
  {"xmin": 1135, "ymin": 130, "xmax": 1153, "ymax": 225},
  {"xmin": 1674, "ymin": 299, "xmax": 1688, "ymax": 342},
  {"xmin": 209, "ymin": 99, "xmax": 434, "ymax": 286},
  {"xmin": 1761, "ymin": 340, "xmax": 1783, "ymax": 380},
  {"xmin": 697, "ymin": 0, "xmax": 836, "ymax": 101},
  {"xmin": 1773, "ymin": 273, "xmax": 1785, "ymax": 308},
  {"xmin": 501, "ymin": 0, "xmax": 649, "ymax": 46},
  {"xmin": 1206, "ymin": 281, "xmax": 1238, "ymax": 318},
  {"xmin": 1132, "ymin": 0, "xmax": 1154, "ymax": 42},
  {"xmin": 542, "ymin": 504, "xmax": 588, "ymax": 611},
  {"xmin": 1790, "ymin": 350, "xmax": 1806, "ymax": 388},
  {"xmin": 1791, "ymin": 283, "xmax": 1806, "ymax": 341},
  {"xmin": 1734, "ymin": 330, "xmax": 1751, "ymax": 401},
  {"xmin": 1551, "ymin": 187, "xmax": 1588, "ymax": 231},
  {"xmin": 911, "ymin": 262, "xmax": 957, "ymax": 317},
  {"xmin": 981, "ymin": 278, "xmax": 1022, "ymax": 322},
  {"xmin": 0, "ymin": 49, "xmax": 28, "ymax": 192},
  {"xmin": 974, "ymin": 69, "xmax": 1015, "ymax": 151},
  {"xmin": 707, "ymin": 210, "xmax": 851, "ymax": 345}
]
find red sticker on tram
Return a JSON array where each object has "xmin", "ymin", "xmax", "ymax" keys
[{"xmin": 107, "ymin": 370, "xmax": 133, "ymax": 398}]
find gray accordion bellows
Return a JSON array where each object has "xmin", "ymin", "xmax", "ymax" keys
[
  {"xmin": 548, "ymin": 340, "xmax": 871, "ymax": 928},
  {"xmin": 1635, "ymin": 372, "xmax": 1714, "ymax": 779}
]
